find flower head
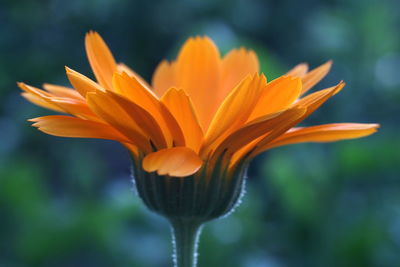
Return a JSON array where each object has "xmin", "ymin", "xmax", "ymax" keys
[{"xmin": 19, "ymin": 32, "xmax": 378, "ymax": 220}]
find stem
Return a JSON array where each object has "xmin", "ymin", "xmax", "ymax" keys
[{"xmin": 170, "ymin": 218, "xmax": 203, "ymax": 267}]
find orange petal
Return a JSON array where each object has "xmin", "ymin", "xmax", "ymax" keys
[
  {"xmin": 286, "ymin": 63, "xmax": 309, "ymax": 77},
  {"xmin": 112, "ymin": 71, "xmax": 159, "ymax": 101},
  {"xmin": 248, "ymin": 76, "xmax": 302, "ymax": 121},
  {"xmin": 152, "ymin": 60, "xmax": 176, "ymax": 97},
  {"xmin": 264, "ymin": 123, "xmax": 380, "ymax": 150},
  {"xmin": 112, "ymin": 72, "xmax": 185, "ymax": 147},
  {"xmin": 19, "ymin": 82, "xmax": 100, "ymax": 121},
  {"xmin": 219, "ymin": 48, "xmax": 259, "ymax": 104},
  {"xmin": 66, "ymin": 67, "xmax": 104, "ymax": 96},
  {"xmin": 142, "ymin": 147, "xmax": 203, "ymax": 177},
  {"xmin": 49, "ymin": 98, "xmax": 101, "ymax": 122},
  {"xmin": 248, "ymin": 82, "xmax": 345, "ymax": 157},
  {"xmin": 86, "ymin": 91, "xmax": 151, "ymax": 153},
  {"xmin": 249, "ymin": 108, "xmax": 309, "ymax": 157},
  {"xmin": 19, "ymin": 82, "xmax": 65, "ymax": 112},
  {"xmin": 243, "ymin": 82, "xmax": 345, "ymax": 158},
  {"xmin": 295, "ymin": 81, "xmax": 345, "ymax": 119},
  {"xmin": 161, "ymin": 88, "xmax": 203, "ymax": 152},
  {"xmin": 42, "ymin": 83, "xmax": 83, "ymax": 100},
  {"xmin": 240, "ymin": 82, "xmax": 345, "ymax": 160},
  {"xmin": 230, "ymin": 137, "xmax": 263, "ymax": 168},
  {"xmin": 21, "ymin": 92, "xmax": 65, "ymax": 112},
  {"xmin": 175, "ymin": 36, "xmax": 221, "ymax": 130},
  {"xmin": 301, "ymin": 61, "xmax": 332, "ymax": 95},
  {"xmin": 117, "ymin": 63, "xmax": 151, "ymax": 91},
  {"xmin": 105, "ymin": 90, "xmax": 168, "ymax": 149},
  {"xmin": 204, "ymin": 74, "xmax": 266, "ymax": 153},
  {"xmin": 212, "ymin": 107, "xmax": 306, "ymax": 159},
  {"xmin": 85, "ymin": 31, "xmax": 117, "ymax": 90},
  {"xmin": 30, "ymin": 115, "xmax": 130, "ymax": 142}
]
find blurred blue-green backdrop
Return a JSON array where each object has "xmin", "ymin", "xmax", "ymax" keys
[{"xmin": 0, "ymin": 0, "xmax": 399, "ymax": 266}]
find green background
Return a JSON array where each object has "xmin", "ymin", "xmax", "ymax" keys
[{"xmin": 0, "ymin": 0, "xmax": 399, "ymax": 266}]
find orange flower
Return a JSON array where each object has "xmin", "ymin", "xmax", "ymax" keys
[
  {"xmin": 19, "ymin": 32, "xmax": 379, "ymax": 267},
  {"xmin": 19, "ymin": 32, "xmax": 378, "ymax": 178}
]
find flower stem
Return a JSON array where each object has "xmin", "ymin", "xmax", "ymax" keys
[{"xmin": 170, "ymin": 218, "xmax": 203, "ymax": 267}]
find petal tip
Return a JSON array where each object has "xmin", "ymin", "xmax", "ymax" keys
[
  {"xmin": 142, "ymin": 147, "xmax": 203, "ymax": 178},
  {"xmin": 17, "ymin": 82, "xmax": 27, "ymax": 90}
]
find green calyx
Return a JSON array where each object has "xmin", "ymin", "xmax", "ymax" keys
[
  {"xmin": 131, "ymin": 156, "xmax": 248, "ymax": 223},
  {"xmin": 131, "ymin": 155, "xmax": 249, "ymax": 267}
]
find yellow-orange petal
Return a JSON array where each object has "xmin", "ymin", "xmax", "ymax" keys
[
  {"xmin": 175, "ymin": 36, "xmax": 221, "ymax": 130},
  {"xmin": 117, "ymin": 63, "xmax": 151, "ymax": 91},
  {"xmin": 19, "ymin": 82, "xmax": 65, "ymax": 112},
  {"xmin": 112, "ymin": 72, "xmax": 185, "ymax": 147},
  {"xmin": 85, "ymin": 31, "xmax": 117, "ymax": 90},
  {"xmin": 42, "ymin": 83, "xmax": 84, "ymax": 100},
  {"xmin": 112, "ymin": 71, "xmax": 159, "ymax": 101},
  {"xmin": 295, "ymin": 81, "xmax": 345, "ymax": 119},
  {"xmin": 152, "ymin": 60, "xmax": 176, "ymax": 97},
  {"xmin": 213, "ymin": 107, "xmax": 306, "ymax": 159},
  {"xmin": 142, "ymin": 147, "xmax": 203, "ymax": 177},
  {"xmin": 19, "ymin": 82, "xmax": 99, "ymax": 121},
  {"xmin": 246, "ymin": 82, "xmax": 346, "ymax": 159},
  {"xmin": 249, "ymin": 108, "xmax": 308, "ymax": 157},
  {"xmin": 242, "ymin": 82, "xmax": 345, "ymax": 160},
  {"xmin": 86, "ymin": 91, "xmax": 151, "ymax": 153},
  {"xmin": 248, "ymin": 76, "xmax": 302, "ymax": 121},
  {"xmin": 104, "ymin": 90, "xmax": 167, "ymax": 149},
  {"xmin": 286, "ymin": 63, "xmax": 309, "ymax": 77},
  {"xmin": 219, "ymin": 48, "xmax": 259, "ymax": 104},
  {"xmin": 30, "ymin": 115, "xmax": 130, "ymax": 142},
  {"xmin": 49, "ymin": 98, "xmax": 101, "ymax": 122},
  {"xmin": 21, "ymin": 92, "xmax": 65, "ymax": 112},
  {"xmin": 264, "ymin": 123, "xmax": 380, "ymax": 150},
  {"xmin": 161, "ymin": 88, "xmax": 203, "ymax": 152},
  {"xmin": 301, "ymin": 60, "xmax": 332, "ymax": 95},
  {"xmin": 65, "ymin": 67, "xmax": 104, "ymax": 96},
  {"xmin": 204, "ymin": 74, "xmax": 266, "ymax": 153}
]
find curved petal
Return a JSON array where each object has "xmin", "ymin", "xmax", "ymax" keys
[
  {"xmin": 246, "ymin": 82, "xmax": 346, "ymax": 158},
  {"xmin": 204, "ymin": 74, "xmax": 266, "ymax": 153},
  {"xmin": 175, "ymin": 36, "xmax": 221, "ymax": 129},
  {"xmin": 42, "ymin": 83, "xmax": 84, "ymax": 100},
  {"xmin": 212, "ymin": 107, "xmax": 306, "ymax": 160},
  {"xmin": 112, "ymin": 72, "xmax": 185, "ymax": 147},
  {"xmin": 19, "ymin": 82, "xmax": 101, "ymax": 122},
  {"xmin": 301, "ymin": 61, "xmax": 332, "ymax": 95},
  {"xmin": 66, "ymin": 67, "xmax": 104, "ymax": 96},
  {"xmin": 105, "ymin": 90, "xmax": 168, "ymax": 149},
  {"xmin": 86, "ymin": 91, "xmax": 152, "ymax": 153},
  {"xmin": 152, "ymin": 60, "xmax": 176, "ymax": 97},
  {"xmin": 112, "ymin": 71, "xmax": 159, "ymax": 102},
  {"xmin": 263, "ymin": 123, "xmax": 380, "ymax": 150},
  {"xmin": 48, "ymin": 98, "xmax": 101, "ymax": 122},
  {"xmin": 21, "ymin": 92, "xmax": 65, "ymax": 112},
  {"xmin": 286, "ymin": 63, "xmax": 309, "ymax": 77},
  {"xmin": 161, "ymin": 88, "xmax": 203, "ymax": 152},
  {"xmin": 295, "ymin": 81, "xmax": 345, "ymax": 119},
  {"xmin": 248, "ymin": 76, "xmax": 302, "ymax": 121},
  {"xmin": 19, "ymin": 83, "xmax": 65, "ymax": 112},
  {"xmin": 219, "ymin": 48, "xmax": 259, "ymax": 104},
  {"xmin": 30, "ymin": 115, "xmax": 130, "ymax": 142},
  {"xmin": 117, "ymin": 63, "xmax": 151, "ymax": 91},
  {"xmin": 142, "ymin": 147, "xmax": 203, "ymax": 177},
  {"xmin": 85, "ymin": 31, "xmax": 117, "ymax": 90}
]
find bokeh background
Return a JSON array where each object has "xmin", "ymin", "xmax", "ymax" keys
[{"xmin": 0, "ymin": 0, "xmax": 399, "ymax": 266}]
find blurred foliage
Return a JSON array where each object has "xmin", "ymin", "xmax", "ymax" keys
[{"xmin": 0, "ymin": 0, "xmax": 399, "ymax": 266}]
